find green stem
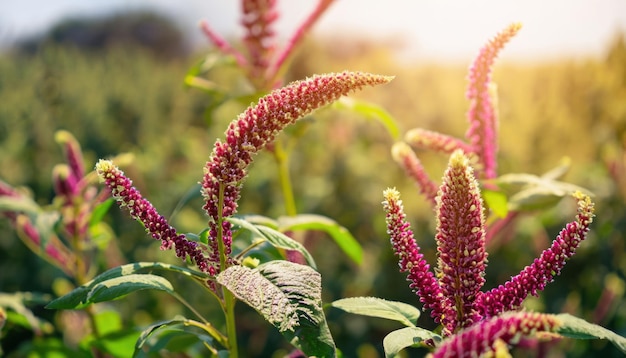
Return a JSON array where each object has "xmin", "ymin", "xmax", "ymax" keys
[
  {"xmin": 273, "ymin": 139, "xmax": 297, "ymax": 216},
  {"xmin": 172, "ymin": 292, "xmax": 228, "ymax": 348},
  {"xmin": 216, "ymin": 184, "xmax": 239, "ymax": 357}
]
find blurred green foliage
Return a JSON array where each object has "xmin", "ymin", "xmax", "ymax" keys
[{"xmin": 1, "ymin": 28, "xmax": 625, "ymax": 356}]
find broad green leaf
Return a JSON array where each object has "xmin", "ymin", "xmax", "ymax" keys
[
  {"xmin": 508, "ymin": 186, "xmax": 567, "ymax": 211},
  {"xmin": 555, "ymin": 313, "xmax": 626, "ymax": 354},
  {"xmin": 237, "ymin": 214, "xmax": 279, "ymax": 230},
  {"xmin": 482, "ymin": 189, "xmax": 508, "ymax": 218},
  {"xmin": 333, "ymin": 97, "xmax": 401, "ymax": 140},
  {"xmin": 541, "ymin": 157, "xmax": 571, "ymax": 180},
  {"xmin": 0, "ymin": 292, "xmax": 54, "ymax": 333},
  {"xmin": 330, "ymin": 297, "xmax": 420, "ymax": 327},
  {"xmin": 0, "ymin": 195, "xmax": 41, "ymax": 214},
  {"xmin": 218, "ymin": 261, "xmax": 336, "ymax": 357},
  {"xmin": 227, "ymin": 217, "xmax": 316, "ymax": 268},
  {"xmin": 89, "ymin": 198, "xmax": 114, "ymax": 227},
  {"xmin": 85, "ymin": 274, "xmax": 174, "ymax": 303},
  {"xmin": 383, "ymin": 327, "xmax": 442, "ymax": 358},
  {"xmin": 47, "ymin": 262, "xmax": 207, "ymax": 309},
  {"xmin": 278, "ymin": 214, "xmax": 363, "ymax": 265}
]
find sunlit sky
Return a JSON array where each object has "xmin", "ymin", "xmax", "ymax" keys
[{"xmin": 1, "ymin": 0, "xmax": 626, "ymax": 61}]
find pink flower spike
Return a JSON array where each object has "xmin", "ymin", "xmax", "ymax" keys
[
  {"xmin": 435, "ymin": 150, "xmax": 487, "ymax": 331},
  {"xmin": 54, "ymin": 130, "xmax": 85, "ymax": 184},
  {"xmin": 382, "ymin": 188, "xmax": 454, "ymax": 334},
  {"xmin": 466, "ymin": 23, "xmax": 522, "ymax": 179},
  {"xmin": 199, "ymin": 20, "xmax": 247, "ymax": 68},
  {"xmin": 202, "ymin": 71, "xmax": 391, "ymax": 272},
  {"xmin": 431, "ymin": 312, "xmax": 561, "ymax": 358},
  {"xmin": 241, "ymin": 0, "xmax": 279, "ymax": 86},
  {"xmin": 391, "ymin": 142, "xmax": 439, "ymax": 207},
  {"xmin": 95, "ymin": 160, "xmax": 212, "ymax": 274},
  {"xmin": 478, "ymin": 191, "xmax": 595, "ymax": 318},
  {"xmin": 202, "ymin": 71, "xmax": 392, "ymax": 222}
]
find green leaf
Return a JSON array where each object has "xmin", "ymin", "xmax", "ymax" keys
[
  {"xmin": 0, "ymin": 195, "xmax": 41, "ymax": 214},
  {"xmin": 227, "ymin": 217, "xmax": 316, "ymax": 268},
  {"xmin": 330, "ymin": 297, "xmax": 420, "ymax": 327},
  {"xmin": 46, "ymin": 262, "xmax": 207, "ymax": 309},
  {"xmin": 496, "ymin": 173, "xmax": 593, "ymax": 211},
  {"xmin": 333, "ymin": 97, "xmax": 401, "ymax": 140},
  {"xmin": 85, "ymin": 274, "xmax": 174, "ymax": 303},
  {"xmin": 383, "ymin": 327, "xmax": 441, "ymax": 358},
  {"xmin": 217, "ymin": 261, "xmax": 336, "ymax": 357},
  {"xmin": 89, "ymin": 198, "xmax": 114, "ymax": 227},
  {"xmin": 278, "ymin": 214, "xmax": 363, "ymax": 265},
  {"xmin": 555, "ymin": 313, "xmax": 626, "ymax": 354},
  {"xmin": 482, "ymin": 189, "xmax": 509, "ymax": 218}
]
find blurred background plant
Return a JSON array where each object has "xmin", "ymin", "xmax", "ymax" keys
[{"xmin": 0, "ymin": 1, "xmax": 625, "ymax": 357}]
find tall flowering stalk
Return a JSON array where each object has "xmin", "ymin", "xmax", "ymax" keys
[
  {"xmin": 201, "ymin": 0, "xmax": 335, "ymax": 90},
  {"xmin": 93, "ymin": 71, "xmax": 390, "ymax": 356},
  {"xmin": 383, "ymin": 150, "xmax": 594, "ymax": 350},
  {"xmin": 394, "ymin": 23, "xmax": 522, "ymax": 205}
]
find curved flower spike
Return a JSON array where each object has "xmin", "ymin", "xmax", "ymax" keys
[
  {"xmin": 95, "ymin": 160, "xmax": 210, "ymax": 273},
  {"xmin": 202, "ymin": 71, "xmax": 392, "ymax": 271},
  {"xmin": 477, "ymin": 191, "xmax": 595, "ymax": 318},
  {"xmin": 466, "ymin": 23, "xmax": 522, "ymax": 179},
  {"xmin": 430, "ymin": 312, "xmax": 561, "ymax": 358},
  {"xmin": 435, "ymin": 150, "xmax": 487, "ymax": 331},
  {"xmin": 383, "ymin": 187, "xmax": 455, "ymax": 333}
]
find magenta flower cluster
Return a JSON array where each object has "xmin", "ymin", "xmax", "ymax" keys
[
  {"xmin": 95, "ymin": 160, "xmax": 210, "ymax": 273},
  {"xmin": 95, "ymin": 71, "xmax": 391, "ymax": 278},
  {"xmin": 383, "ymin": 150, "xmax": 594, "ymax": 347}
]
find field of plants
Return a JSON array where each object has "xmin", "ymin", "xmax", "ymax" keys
[{"xmin": 0, "ymin": 5, "xmax": 625, "ymax": 357}]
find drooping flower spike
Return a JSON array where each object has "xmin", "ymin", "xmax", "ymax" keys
[
  {"xmin": 95, "ymin": 160, "xmax": 211, "ymax": 273},
  {"xmin": 203, "ymin": 71, "xmax": 392, "ymax": 273},
  {"xmin": 383, "ymin": 150, "xmax": 594, "ymax": 337}
]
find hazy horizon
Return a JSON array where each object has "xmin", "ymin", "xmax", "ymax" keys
[{"xmin": 1, "ymin": 0, "xmax": 625, "ymax": 61}]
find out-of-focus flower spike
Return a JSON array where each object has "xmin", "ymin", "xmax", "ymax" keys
[
  {"xmin": 199, "ymin": 20, "xmax": 247, "ymax": 68},
  {"xmin": 268, "ymin": 0, "xmax": 335, "ymax": 84},
  {"xmin": 383, "ymin": 188, "xmax": 455, "ymax": 335},
  {"xmin": 15, "ymin": 215, "xmax": 76, "ymax": 276},
  {"xmin": 430, "ymin": 312, "xmax": 561, "ymax": 358},
  {"xmin": 55, "ymin": 130, "xmax": 85, "ymax": 183},
  {"xmin": 466, "ymin": 23, "xmax": 521, "ymax": 179},
  {"xmin": 95, "ymin": 160, "xmax": 212, "ymax": 274},
  {"xmin": 478, "ymin": 191, "xmax": 594, "ymax": 318},
  {"xmin": 241, "ymin": 0, "xmax": 279, "ymax": 86},
  {"xmin": 52, "ymin": 164, "xmax": 78, "ymax": 198},
  {"xmin": 405, "ymin": 128, "xmax": 474, "ymax": 155},
  {"xmin": 391, "ymin": 142, "xmax": 439, "ymax": 207},
  {"xmin": 435, "ymin": 150, "xmax": 487, "ymax": 331}
]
